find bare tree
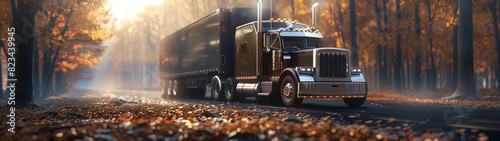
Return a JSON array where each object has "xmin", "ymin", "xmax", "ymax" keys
[{"xmin": 350, "ymin": 0, "xmax": 358, "ymax": 66}]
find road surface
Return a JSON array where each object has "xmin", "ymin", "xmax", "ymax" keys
[{"xmin": 88, "ymin": 89, "xmax": 500, "ymax": 140}]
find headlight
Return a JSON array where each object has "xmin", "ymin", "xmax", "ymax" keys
[
  {"xmin": 296, "ymin": 67, "xmax": 315, "ymax": 73},
  {"xmin": 351, "ymin": 68, "xmax": 362, "ymax": 74}
]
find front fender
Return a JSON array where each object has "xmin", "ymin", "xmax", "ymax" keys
[
  {"xmin": 279, "ymin": 68, "xmax": 300, "ymax": 83},
  {"xmin": 351, "ymin": 73, "xmax": 366, "ymax": 83}
]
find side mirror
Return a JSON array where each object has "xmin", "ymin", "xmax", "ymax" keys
[
  {"xmin": 264, "ymin": 34, "xmax": 271, "ymax": 48},
  {"xmin": 263, "ymin": 34, "xmax": 271, "ymax": 53}
]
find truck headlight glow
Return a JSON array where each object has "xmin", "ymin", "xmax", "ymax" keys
[
  {"xmin": 351, "ymin": 68, "xmax": 362, "ymax": 74},
  {"xmin": 296, "ymin": 67, "xmax": 315, "ymax": 73}
]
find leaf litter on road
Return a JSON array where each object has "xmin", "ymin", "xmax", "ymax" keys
[{"xmin": 0, "ymin": 92, "xmax": 490, "ymax": 141}]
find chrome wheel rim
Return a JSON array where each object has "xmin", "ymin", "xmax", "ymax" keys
[
  {"xmin": 172, "ymin": 80, "xmax": 177, "ymax": 96},
  {"xmin": 213, "ymin": 81, "xmax": 219, "ymax": 97},
  {"xmin": 161, "ymin": 81, "xmax": 165, "ymax": 95},
  {"xmin": 226, "ymin": 83, "xmax": 232, "ymax": 97},
  {"xmin": 282, "ymin": 82, "xmax": 293, "ymax": 100},
  {"xmin": 167, "ymin": 81, "xmax": 172, "ymax": 96}
]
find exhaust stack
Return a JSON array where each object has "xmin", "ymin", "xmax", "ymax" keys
[
  {"xmin": 312, "ymin": 2, "xmax": 319, "ymax": 30},
  {"xmin": 257, "ymin": 0, "xmax": 263, "ymax": 33}
]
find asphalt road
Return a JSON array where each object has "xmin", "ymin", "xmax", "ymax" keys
[{"xmin": 92, "ymin": 89, "xmax": 500, "ymax": 140}]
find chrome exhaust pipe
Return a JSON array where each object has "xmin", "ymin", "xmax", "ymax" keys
[
  {"xmin": 312, "ymin": 2, "xmax": 319, "ymax": 30},
  {"xmin": 257, "ymin": 0, "xmax": 263, "ymax": 33}
]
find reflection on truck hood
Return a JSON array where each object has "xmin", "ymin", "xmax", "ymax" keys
[{"xmin": 280, "ymin": 31, "xmax": 323, "ymax": 38}]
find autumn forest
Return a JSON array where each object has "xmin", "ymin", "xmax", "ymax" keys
[{"xmin": 0, "ymin": 0, "xmax": 499, "ymax": 105}]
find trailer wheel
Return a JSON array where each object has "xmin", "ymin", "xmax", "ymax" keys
[
  {"xmin": 167, "ymin": 80, "xmax": 173, "ymax": 98},
  {"xmin": 225, "ymin": 78, "xmax": 243, "ymax": 101},
  {"xmin": 211, "ymin": 76, "xmax": 224, "ymax": 101},
  {"xmin": 172, "ymin": 80, "xmax": 184, "ymax": 98},
  {"xmin": 161, "ymin": 81, "xmax": 168, "ymax": 99},
  {"xmin": 280, "ymin": 76, "xmax": 303, "ymax": 107}
]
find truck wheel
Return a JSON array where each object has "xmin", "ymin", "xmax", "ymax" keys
[
  {"xmin": 343, "ymin": 98, "xmax": 366, "ymax": 107},
  {"xmin": 211, "ymin": 76, "xmax": 224, "ymax": 101},
  {"xmin": 167, "ymin": 80, "xmax": 173, "ymax": 98},
  {"xmin": 343, "ymin": 83, "xmax": 367, "ymax": 107},
  {"xmin": 172, "ymin": 80, "xmax": 184, "ymax": 98},
  {"xmin": 225, "ymin": 78, "xmax": 243, "ymax": 101},
  {"xmin": 280, "ymin": 76, "xmax": 303, "ymax": 107},
  {"xmin": 161, "ymin": 81, "xmax": 168, "ymax": 99}
]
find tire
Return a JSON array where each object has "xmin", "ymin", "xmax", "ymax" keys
[
  {"xmin": 161, "ymin": 81, "xmax": 168, "ymax": 99},
  {"xmin": 343, "ymin": 98, "xmax": 366, "ymax": 107},
  {"xmin": 225, "ymin": 77, "xmax": 243, "ymax": 101},
  {"xmin": 211, "ymin": 76, "xmax": 224, "ymax": 101},
  {"xmin": 280, "ymin": 76, "xmax": 303, "ymax": 107},
  {"xmin": 172, "ymin": 80, "xmax": 184, "ymax": 98},
  {"xmin": 343, "ymin": 83, "xmax": 367, "ymax": 107},
  {"xmin": 167, "ymin": 80, "xmax": 173, "ymax": 98}
]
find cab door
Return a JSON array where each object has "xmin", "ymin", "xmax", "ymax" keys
[{"xmin": 236, "ymin": 25, "xmax": 257, "ymax": 77}]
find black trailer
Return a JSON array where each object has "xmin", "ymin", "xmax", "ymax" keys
[{"xmin": 160, "ymin": 8, "xmax": 272, "ymax": 98}]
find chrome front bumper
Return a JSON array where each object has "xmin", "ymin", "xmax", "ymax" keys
[{"xmin": 297, "ymin": 82, "xmax": 366, "ymax": 99}]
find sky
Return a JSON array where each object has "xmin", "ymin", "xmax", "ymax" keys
[{"xmin": 108, "ymin": 0, "xmax": 164, "ymax": 23}]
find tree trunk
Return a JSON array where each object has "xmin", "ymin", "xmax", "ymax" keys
[
  {"xmin": 452, "ymin": 5, "xmax": 459, "ymax": 90},
  {"xmin": 291, "ymin": 0, "xmax": 294, "ymax": 20},
  {"xmin": 0, "ymin": 23, "xmax": 4, "ymax": 99},
  {"xmin": 336, "ymin": 1, "xmax": 346, "ymax": 48},
  {"xmin": 394, "ymin": 0, "xmax": 402, "ymax": 91},
  {"xmin": 54, "ymin": 71, "xmax": 67, "ymax": 95},
  {"xmin": 374, "ymin": 0, "xmax": 383, "ymax": 90},
  {"xmin": 452, "ymin": 25, "xmax": 459, "ymax": 90},
  {"xmin": 41, "ymin": 49, "xmax": 53, "ymax": 98},
  {"xmin": 383, "ymin": 46, "xmax": 389, "ymax": 90},
  {"xmin": 377, "ymin": 45, "xmax": 383, "ymax": 90},
  {"xmin": 349, "ymin": 0, "xmax": 358, "ymax": 67},
  {"xmin": 11, "ymin": 0, "xmax": 40, "ymax": 107},
  {"xmin": 33, "ymin": 37, "xmax": 40, "ymax": 100},
  {"xmin": 425, "ymin": 0, "xmax": 437, "ymax": 91},
  {"xmin": 414, "ymin": 3, "xmax": 422, "ymax": 92},
  {"xmin": 415, "ymin": 53, "xmax": 422, "ymax": 92},
  {"xmin": 489, "ymin": 0, "xmax": 500, "ymax": 89},
  {"xmin": 444, "ymin": 0, "xmax": 484, "ymax": 100},
  {"xmin": 428, "ymin": 38, "xmax": 436, "ymax": 91},
  {"xmin": 406, "ymin": 57, "xmax": 411, "ymax": 90}
]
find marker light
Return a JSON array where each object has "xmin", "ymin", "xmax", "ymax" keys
[
  {"xmin": 277, "ymin": 18, "xmax": 281, "ymax": 21},
  {"xmin": 270, "ymin": 18, "xmax": 274, "ymax": 21}
]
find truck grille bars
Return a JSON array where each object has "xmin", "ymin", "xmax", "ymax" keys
[{"xmin": 318, "ymin": 51, "xmax": 349, "ymax": 79}]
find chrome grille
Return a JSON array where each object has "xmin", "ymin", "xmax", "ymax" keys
[{"xmin": 318, "ymin": 51, "xmax": 349, "ymax": 79}]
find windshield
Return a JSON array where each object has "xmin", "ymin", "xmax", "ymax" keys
[
  {"xmin": 261, "ymin": 22, "xmax": 288, "ymax": 31},
  {"xmin": 282, "ymin": 37, "xmax": 322, "ymax": 51},
  {"xmin": 292, "ymin": 23, "xmax": 308, "ymax": 29}
]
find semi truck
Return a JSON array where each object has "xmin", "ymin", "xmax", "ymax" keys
[{"xmin": 159, "ymin": 1, "xmax": 367, "ymax": 107}]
